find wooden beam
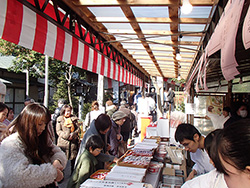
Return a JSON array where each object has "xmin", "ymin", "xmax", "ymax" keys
[
  {"xmin": 121, "ymin": 40, "xmax": 200, "ymax": 46},
  {"xmin": 61, "ymin": 0, "xmax": 150, "ymax": 77},
  {"xmin": 120, "ymin": 4, "xmax": 165, "ymax": 78},
  {"xmin": 72, "ymin": 0, "xmax": 215, "ymax": 6},
  {"xmin": 105, "ymin": 30, "xmax": 204, "ymax": 37},
  {"xmin": 94, "ymin": 17, "xmax": 210, "ymax": 24},
  {"xmin": 126, "ymin": 47, "xmax": 195, "ymax": 52}
]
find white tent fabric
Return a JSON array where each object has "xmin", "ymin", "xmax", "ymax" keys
[
  {"xmin": 0, "ymin": 81, "xmax": 6, "ymax": 95},
  {"xmin": 0, "ymin": 81, "xmax": 6, "ymax": 102}
]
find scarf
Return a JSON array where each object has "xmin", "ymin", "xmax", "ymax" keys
[{"xmin": 64, "ymin": 117, "xmax": 74, "ymax": 132}]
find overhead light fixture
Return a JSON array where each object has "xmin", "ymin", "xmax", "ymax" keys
[
  {"xmin": 175, "ymin": 49, "xmax": 182, "ymax": 61},
  {"xmin": 181, "ymin": 0, "xmax": 193, "ymax": 14}
]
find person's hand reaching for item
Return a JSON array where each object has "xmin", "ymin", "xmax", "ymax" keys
[{"xmin": 53, "ymin": 160, "xmax": 63, "ymax": 171}]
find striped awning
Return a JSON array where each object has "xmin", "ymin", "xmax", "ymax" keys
[{"xmin": 0, "ymin": 0, "xmax": 143, "ymax": 86}]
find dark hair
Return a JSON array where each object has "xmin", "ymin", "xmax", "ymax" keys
[
  {"xmin": 85, "ymin": 135, "xmax": 104, "ymax": 151},
  {"xmin": 175, "ymin": 123, "xmax": 201, "ymax": 143},
  {"xmin": 0, "ymin": 102, "xmax": 9, "ymax": 113},
  {"xmin": 204, "ymin": 129, "xmax": 222, "ymax": 160},
  {"xmin": 95, "ymin": 114, "xmax": 111, "ymax": 132},
  {"xmin": 216, "ymin": 119, "xmax": 250, "ymax": 175},
  {"xmin": 8, "ymin": 107, "xmax": 14, "ymax": 112},
  {"xmin": 91, "ymin": 101, "xmax": 99, "ymax": 111},
  {"xmin": 223, "ymin": 107, "xmax": 231, "ymax": 113},
  {"xmin": 232, "ymin": 102, "xmax": 247, "ymax": 113},
  {"xmin": 12, "ymin": 103, "xmax": 52, "ymax": 164},
  {"xmin": 60, "ymin": 104, "xmax": 72, "ymax": 116}
]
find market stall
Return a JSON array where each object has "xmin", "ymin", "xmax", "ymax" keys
[{"xmin": 80, "ymin": 137, "xmax": 186, "ymax": 188}]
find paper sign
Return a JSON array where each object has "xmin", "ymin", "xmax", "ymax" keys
[{"xmin": 185, "ymin": 103, "xmax": 195, "ymax": 114}]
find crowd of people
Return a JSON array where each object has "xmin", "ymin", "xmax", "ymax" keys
[{"xmin": 0, "ymin": 93, "xmax": 249, "ymax": 188}]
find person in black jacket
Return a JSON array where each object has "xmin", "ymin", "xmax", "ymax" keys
[{"xmin": 224, "ymin": 102, "xmax": 248, "ymax": 128}]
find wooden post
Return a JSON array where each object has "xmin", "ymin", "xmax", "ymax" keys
[
  {"xmin": 226, "ymin": 80, "xmax": 232, "ymax": 108},
  {"xmin": 190, "ymin": 82, "xmax": 195, "ymax": 125}
]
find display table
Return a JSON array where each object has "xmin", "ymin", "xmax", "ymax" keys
[
  {"xmin": 81, "ymin": 138, "xmax": 186, "ymax": 188},
  {"xmin": 144, "ymin": 168, "xmax": 162, "ymax": 188}
]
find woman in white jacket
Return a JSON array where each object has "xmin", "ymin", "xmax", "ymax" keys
[{"xmin": 0, "ymin": 103, "xmax": 67, "ymax": 188}]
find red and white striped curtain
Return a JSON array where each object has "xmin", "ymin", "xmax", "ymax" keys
[{"xmin": 0, "ymin": 0, "xmax": 143, "ymax": 86}]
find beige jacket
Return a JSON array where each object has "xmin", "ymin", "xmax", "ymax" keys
[{"xmin": 56, "ymin": 115, "xmax": 80, "ymax": 160}]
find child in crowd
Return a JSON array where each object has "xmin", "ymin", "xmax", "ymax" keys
[
  {"xmin": 67, "ymin": 135, "xmax": 104, "ymax": 188},
  {"xmin": 76, "ymin": 114, "xmax": 117, "ymax": 170}
]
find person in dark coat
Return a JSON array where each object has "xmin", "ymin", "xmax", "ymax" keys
[
  {"xmin": 75, "ymin": 114, "xmax": 118, "ymax": 170},
  {"xmin": 108, "ymin": 111, "xmax": 127, "ymax": 157},
  {"xmin": 224, "ymin": 102, "xmax": 248, "ymax": 128},
  {"xmin": 119, "ymin": 100, "xmax": 135, "ymax": 148}
]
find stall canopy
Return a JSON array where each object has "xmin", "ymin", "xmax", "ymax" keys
[{"xmin": 0, "ymin": 0, "xmax": 145, "ymax": 87}]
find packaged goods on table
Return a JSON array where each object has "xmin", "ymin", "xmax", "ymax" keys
[
  {"xmin": 117, "ymin": 149, "xmax": 153, "ymax": 168},
  {"xmin": 148, "ymin": 161, "xmax": 163, "ymax": 174},
  {"xmin": 89, "ymin": 169, "xmax": 110, "ymax": 180},
  {"xmin": 105, "ymin": 172, "xmax": 145, "ymax": 182},
  {"xmin": 80, "ymin": 179, "xmax": 152, "ymax": 188},
  {"xmin": 110, "ymin": 165, "xmax": 147, "ymax": 175}
]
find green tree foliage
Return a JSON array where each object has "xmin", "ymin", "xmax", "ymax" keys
[
  {"xmin": 0, "ymin": 39, "xmax": 45, "ymax": 77},
  {"xmin": 0, "ymin": 39, "xmax": 87, "ymax": 115}
]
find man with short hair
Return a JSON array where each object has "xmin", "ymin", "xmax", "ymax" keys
[{"xmin": 175, "ymin": 123, "xmax": 214, "ymax": 181}]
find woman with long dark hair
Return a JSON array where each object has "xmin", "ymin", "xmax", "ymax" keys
[{"xmin": 0, "ymin": 103, "xmax": 67, "ymax": 188}]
